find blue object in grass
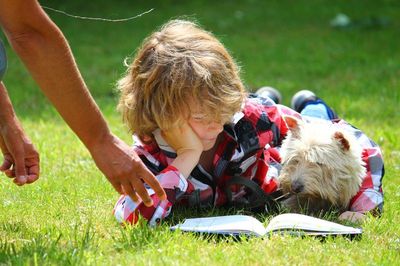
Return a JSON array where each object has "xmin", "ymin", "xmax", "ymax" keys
[{"xmin": 301, "ymin": 102, "xmax": 331, "ymax": 120}]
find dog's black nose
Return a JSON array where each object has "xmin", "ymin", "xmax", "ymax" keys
[{"xmin": 291, "ymin": 180, "xmax": 304, "ymax": 193}]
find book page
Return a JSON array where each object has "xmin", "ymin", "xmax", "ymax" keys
[
  {"xmin": 265, "ymin": 213, "xmax": 362, "ymax": 235},
  {"xmin": 171, "ymin": 215, "xmax": 266, "ymax": 236}
]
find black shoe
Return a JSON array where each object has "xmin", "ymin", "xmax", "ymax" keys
[
  {"xmin": 255, "ymin": 86, "xmax": 282, "ymax": 104},
  {"xmin": 291, "ymin": 90, "xmax": 317, "ymax": 113}
]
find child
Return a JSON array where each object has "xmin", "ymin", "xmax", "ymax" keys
[{"xmin": 113, "ymin": 20, "xmax": 384, "ymax": 225}]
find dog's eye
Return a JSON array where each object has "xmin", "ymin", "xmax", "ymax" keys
[{"xmin": 316, "ymin": 162, "xmax": 324, "ymax": 166}]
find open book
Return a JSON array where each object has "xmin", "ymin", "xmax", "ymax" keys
[{"xmin": 170, "ymin": 213, "xmax": 362, "ymax": 238}]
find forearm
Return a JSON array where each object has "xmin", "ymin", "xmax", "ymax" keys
[
  {"xmin": 0, "ymin": 0, "xmax": 166, "ymax": 200},
  {"xmin": 0, "ymin": 82, "xmax": 20, "ymax": 131},
  {"xmin": 0, "ymin": 0, "xmax": 110, "ymax": 150},
  {"xmin": 171, "ymin": 151, "xmax": 201, "ymax": 178}
]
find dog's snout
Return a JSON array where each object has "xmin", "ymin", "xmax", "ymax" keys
[{"xmin": 291, "ymin": 180, "xmax": 304, "ymax": 193}]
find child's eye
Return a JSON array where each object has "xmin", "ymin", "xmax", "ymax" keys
[{"xmin": 191, "ymin": 114, "xmax": 207, "ymax": 121}]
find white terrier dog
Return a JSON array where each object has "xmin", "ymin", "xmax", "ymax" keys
[{"xmin": 278, "ymin": 116, "xmax": 366, "ymax": 215}]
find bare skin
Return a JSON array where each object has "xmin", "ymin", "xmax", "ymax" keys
[
  {"xmin": 0, "ymin": 0, "xmax": 166, "ymax": 205},
  {"xmin": 0, "ymin": 82, "xmax": 39, "ymax": 185},
  {"xmin": 161, "ymin": 107, "xmax": 225, "ymax": 178},
  {"xmin": 162, "ymin": 122, "xmax": 203, "ymax": 178}
]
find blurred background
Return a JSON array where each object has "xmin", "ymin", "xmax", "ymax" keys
[{"xmin": 1, "ymin": 0, "xmax": 399, "ymax": 123}]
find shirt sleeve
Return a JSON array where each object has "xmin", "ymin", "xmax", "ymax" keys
[
  {"xmin": 113, "ymin": 140, "xmax": 189, "ymax": 225},
  {"xmin": 331, "ymin": 120, "xmax": 385, "ymax": 214},
  {"xmin": 349, "ymin": 146, "xmax": 384, "ymax": 214}
]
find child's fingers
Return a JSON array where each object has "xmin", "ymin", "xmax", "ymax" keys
[
  {"xmin": 338, "ymin": 211, "xmax": 366, "ymax": 223},
  {"xmin": 161, "ymin": 123, "xmax": 202, "ymax": 155}
]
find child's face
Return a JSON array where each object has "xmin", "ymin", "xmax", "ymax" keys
[
  {"xmin": 188, "ymin": 104, "xmax": 224, "ymax": 151},
  {"xmin": 188, "ymin": 113, "xmax": 224, "ymax": 151}
]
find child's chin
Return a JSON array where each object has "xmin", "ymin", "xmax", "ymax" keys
[
  {"xmin": 203, "ymin": 145, "xmax": 214, "ymax": 151},
  {"xmin": 202, "ymin": 141, "xmax": 215, "ymax": 151}
]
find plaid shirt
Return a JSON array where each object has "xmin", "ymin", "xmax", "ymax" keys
[{"xmin": 113, "ymin": 96, "xmax": 384, "ymax": 225}]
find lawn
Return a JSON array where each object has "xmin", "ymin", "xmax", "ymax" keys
[{"xmin": 1, "ymin": 0, "xmax": 399, "ymax": 265}]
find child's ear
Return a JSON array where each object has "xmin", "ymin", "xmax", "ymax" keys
[
  {"xmin": 333, "ymin": 131, "xmax": 350, "ymax": 151},
  {"xmin": 284, "ymin": 115, "xmax": 301, "ymax": 138}
]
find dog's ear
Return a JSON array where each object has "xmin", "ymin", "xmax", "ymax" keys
[
  {"xmin": 284, "ymin": 115, "xmax": 301, "ymax": 138},
  {"xmin": 333, "ymin": 131, "xmax": 350, "ymax": 151}
]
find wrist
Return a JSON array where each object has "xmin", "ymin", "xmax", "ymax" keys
[
  {"xmin": 177, "ymin": 149, "xmax": 202, "ymax": 162},
  {"xmin": 0, "ymin": 83, "xmax": 18, "ymax": 126},
  {"xmin": 171, "ymin": 150, "xmax": 201, "ymax": 178},
  {"xmin": 84, "ymin": 128, "xmax": 114, "ymax": 153},
  {"xmin": 0, "ymin": 114, "xmax": 24, "ymax": 137},
  {"xmin": 0, "ymin": 113, "xmax": 17, "ymax": 130}
]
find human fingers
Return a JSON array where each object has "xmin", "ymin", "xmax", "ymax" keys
[
  {"xmin": 13, "ymin": 175, "xmax": 27, "ymax": 186},
  {"xmin": 0, "ymin": 140, "xmax": 13, "ymax": 172},
  {"xmin": 0, "ymin": 156, "xmax": 12, "ymax": 172},
  {"xmin": 24, "ymin": 153, "xmax": 40, "ymax": 183},
  {"xmin": 161, "ymin": 126, "xmax": 185, "ymax": 152},
  {"xmin": 139, "ymin": 167, "xmax": 166, "ymax": 201},
  {"xmin": 4, "ymin": 168, "xmax": 14, "ymax": 178},
  {"xmin": 121, "ymin": 181, "xmax": 140, "ymax": 203},
  {"xmin": 26, "ymin": 163, "xmax": 40, "ymax": 184},
  {"xmin": 129, "ymin": 176, "xmax": 156, "ymax": 206},
  {"xmin": 12, "ymin": 152, "xmax": 28, "ymax": 185},
  {"xmin": 162, "ymin": 123, "xmax": 202, "ymax": 154},
  {"xmin": 109, "ymin": 179, "xmax": 124, "ymax": 195},
  {"xmin": 338, "ymin": 211, "xmax": 366, "ymax": 223},
  {"xmin": 6, "ymin": 166, "xmax": 27, "ymax": 185}
]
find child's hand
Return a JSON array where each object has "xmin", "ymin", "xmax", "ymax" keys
[
  {"xmin": 161, "ymin": 123, "xmax": 203, "ymax": 178},
  {"xmin": 161, "ymin": 122, "xmax": 203, "ymax": 156},
  {"xmin": 338, "ymin": 211, "xmax": 366, "ymax": 223}
]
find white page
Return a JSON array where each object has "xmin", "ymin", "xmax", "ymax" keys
[
  {"xmin": 265, "ymin": 213, "xmax": 362, "ymax": 234},
  {"xmin": 171, "ymin": 215, "xmax": 266, "ymax": 236}
]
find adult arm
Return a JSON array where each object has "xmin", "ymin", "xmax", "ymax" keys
[
  {"xmin": 0, "ymin": 0, "xmax": 166, "ymax": 204},
  {"xmin": 0, "ymin": 82, "xmax": 39, "ymax": 185}
]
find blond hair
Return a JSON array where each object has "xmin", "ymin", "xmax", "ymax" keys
[{"xmin": 117, "ymin": 19, "xmax": 245, "ymax": 140}]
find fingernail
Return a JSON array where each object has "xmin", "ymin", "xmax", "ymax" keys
[
  {"xmin": 18, "ymin": 175, "xmax": 27, "ymax": 183},
  {"xmin": 144, "ymin": 199, "xmax": 154, "ymax": 207}
]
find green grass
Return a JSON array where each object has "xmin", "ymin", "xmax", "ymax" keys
[{"xmin": 1, "ymin": 0, "xmax": 400, "ymax": 264}]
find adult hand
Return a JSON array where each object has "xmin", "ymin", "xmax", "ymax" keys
[
  {"xmin": 89, "ymin": 133, "xmax": 166, "ymax": 206},
  {"xmin": 0, "ymin": 125, "xmax": 40, "ymax": 185}
]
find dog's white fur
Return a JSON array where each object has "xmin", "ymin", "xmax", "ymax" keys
[{"xmin": 278, "ymin": 116, "xmax": 366, "ymax": 214}]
